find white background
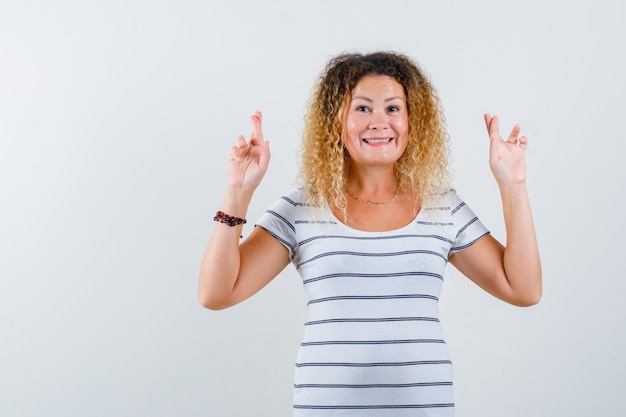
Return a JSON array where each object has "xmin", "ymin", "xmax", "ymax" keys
[{"xmin": 1, "ymin": 1, "xmax": 625, "ymax": 416}]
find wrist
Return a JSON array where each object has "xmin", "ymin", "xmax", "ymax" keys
[
  {"xmin": 497, "ymin": 181, "xmax": 527, "ymax": 192},
  {"xmin": 497, "ymin": 182, "xmax": 530, "ymax": 206},
  {"xmin": 220, "ymin": 187, "xmax": 254, "ymax": 217}
]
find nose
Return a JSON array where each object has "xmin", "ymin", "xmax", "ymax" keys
[{"xmin": 368, "ymin": 110, "xmax": 388, "ymax": 129}]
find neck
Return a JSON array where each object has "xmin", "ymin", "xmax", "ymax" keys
[
  {"xmin": 346, "ymin": 168, "xmax": 399, "ymax": 205},
  {"xmin": 347, "ymin": 165, "xmax": 396, "ymax": 188}
]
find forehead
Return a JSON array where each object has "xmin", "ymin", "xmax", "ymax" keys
[{"xmin": 350, "ymin": 74, "xmax": 406, "ymax": 100}]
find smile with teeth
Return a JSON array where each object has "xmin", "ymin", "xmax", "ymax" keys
[{"xmin": 363, "ymin": 137, "xmax": 393, "ymax": 144}]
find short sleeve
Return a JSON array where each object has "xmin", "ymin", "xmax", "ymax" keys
[
  {"xmin": 255, "ymin": 188, "xmax": 301, "ymax": 260},
  {"xmin": 448, "ymin": 190, "xmax": 489, "ymax": 255}
]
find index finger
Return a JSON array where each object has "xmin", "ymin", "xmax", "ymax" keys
[{"xmin": 249, "ymin": 111, "xmax": 264, "ymax": 146}]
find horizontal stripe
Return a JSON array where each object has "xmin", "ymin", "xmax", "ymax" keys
[
  {"xmin": 451, "ymin": 202, "xmax": 465, "ymax": 215},
  {"xmin": 305, "ymin": 317, "xmax": 439, "ymax": 326},
  {"xmin": 416, "ymin": 221, "xmax": 454, "ymax": 226},
  {"xmin": 266, "ymin": 210, "xmax": 295, "ymax": 233},
  {"xmin": 295, "ymin": 220, "xmax": 337, "ymax": 225},
  {"xmin": 451, "ymin": 232, "xmax": 490, "ymax": 252},
  {"xmin": 294, "ymin": 381, "xmax": 452, "ymax": 389},
  {"xmin": 294, "ymin": 403, "xmax": 455, "ymax": 410},
  {"xmin": 258, "ymin": 227, "xmax": 295, "ymax": 258},
  {"xmin": 297, "ymin": 249, "xmax": 446, "ymax": 269},
  {"xmin": 303, "ymin": 271, "xmax": 443, "ymax": 284},
  {"xmin": 307, "ymin": 294, "xmax": 438, "ymax": 305},
  {"xmin": 456, "ymin": 216, "xmax": 479, "ymax": 237},
  {"xmin": 298, "ymin": 234, "xmax": 454, "ymax": 247},
  {"xmin": 296, "ymin": 360, "xmax": 452, "ymax": 367},
  {"xmin": 280, "ymin": 195, "xmax": 300, "ymax": 207},
  {"xmin": 301, "ymin": 339, "xmax": 445, "ymax": 346}
]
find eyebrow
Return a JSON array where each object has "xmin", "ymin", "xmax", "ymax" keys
[{"xmin": 351, "ymin": 95, "xmax": 405, "ymax": 102}]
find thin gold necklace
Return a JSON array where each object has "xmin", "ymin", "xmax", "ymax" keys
[{"xmin": 347, "ymin": 185, "xmax": 399, "ymax": 205}]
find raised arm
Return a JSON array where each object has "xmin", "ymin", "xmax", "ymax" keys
[
  {"xmin": 449, "ymin": 114, "xmax": 542, "ymax": 307},
  {"xmin": 198, "ymin": 112, "xmax": 290, "ymax": 310}
]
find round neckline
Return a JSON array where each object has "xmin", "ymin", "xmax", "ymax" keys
[{"xmin": 329, "ymin": 207, "xmax": 423, "ymax": 235}]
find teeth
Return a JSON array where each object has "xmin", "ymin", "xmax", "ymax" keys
[{"xmin": 364, "ymin": 138, "xmax": 392, "ymax": 144}]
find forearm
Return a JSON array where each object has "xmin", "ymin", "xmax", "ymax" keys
[
  {"xmin": 499, "ymin": 182, "xmax": 542, "ymax": 304},
  {"xmin": 198, "ymin": 188, "xmax": 253, "ymax": 309}
]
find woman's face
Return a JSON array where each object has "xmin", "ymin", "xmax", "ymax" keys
[{"xmin": 343, "ymin": 74, "xmax": 409, "ymax": 169}]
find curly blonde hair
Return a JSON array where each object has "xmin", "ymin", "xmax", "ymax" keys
[{"xmin": 298, "ymin": 51, "xmax": 451, "ymax": 212}]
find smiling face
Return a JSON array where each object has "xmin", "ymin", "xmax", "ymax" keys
[{"xmin": 343, "ymin": 74, "xmax": 409, "ymax": 169}]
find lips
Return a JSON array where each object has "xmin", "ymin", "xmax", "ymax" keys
[{"xmin": 363, "ymin": 138, "xmax": 393, "ymax": 144}]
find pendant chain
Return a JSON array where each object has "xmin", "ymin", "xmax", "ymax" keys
[{"xmin": 347, "ymin": 186, "xmax": 399, "ymax": 205}]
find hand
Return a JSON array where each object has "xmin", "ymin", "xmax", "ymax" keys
[
  {"xmin": 484, "ymin": 113, "xmax": 527, "ymax": 185},
  {"xmin": 227, "ymin": 111, "xmax": 271, "ymax": 192}
]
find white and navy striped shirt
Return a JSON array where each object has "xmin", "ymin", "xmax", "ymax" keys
[{"xmin": 256, "ymin": 188, "xmax": 489, "ymax": 417}]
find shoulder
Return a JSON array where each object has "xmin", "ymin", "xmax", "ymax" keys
[
  {"xmin": 261, "ymin": 188, "xmax": 310, "ymax": 220},
  {"xmin": 419, "ymin": 188, "xmax": 461, "ymax": 216},
  {"xmin": 259, "ymin": 187, "xmax": 322, "ymax": 225},
  {"xmin": 424, "ymin": 188, "xmax": 468, "ymax": 214},
  {"xmin": 280, "ymin": 187, "xmax": 308, "ymax": 206}
]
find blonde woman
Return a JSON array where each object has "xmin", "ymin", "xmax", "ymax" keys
[{"xmin": 198, "ymin": 52, "xmax": 541, "ymax": 416}]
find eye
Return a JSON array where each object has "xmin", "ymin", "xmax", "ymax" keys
[
  {"xmin": 355, "ymin": 105, "xmax": 370, "ymax": 112},
  {"xmin": 387, "ymin": 105, "xmax": 401, "ymax": 113}
]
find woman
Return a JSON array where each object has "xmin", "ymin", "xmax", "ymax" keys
[{"xmin": 198, "ymin": 52, "xmax": 541, "ymax": 416}]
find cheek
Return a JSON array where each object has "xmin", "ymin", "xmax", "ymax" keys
[
  {"xmin": 395, "ymin": 115, "xmax": 408, "ymax": 130},
  {"xmin": 345, "ymin": 118, "xmax": 363, "ymax": 140},
  {"xmin": 394, "ymin": 119, "xmax": 409, "ymax": 138}
]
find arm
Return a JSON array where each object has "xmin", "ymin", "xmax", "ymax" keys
[
  {"xmin": 198, "ymin": 112, "xmax": 290, "ymax": 310},
  {"xmin": 449, "ymin": 114, "xmax": 542, "ymax": 307}
]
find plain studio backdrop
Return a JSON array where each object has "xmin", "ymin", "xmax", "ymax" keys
[{"xmin": 1, "ymin": 1, "xmax": 624, "ymax": 416}]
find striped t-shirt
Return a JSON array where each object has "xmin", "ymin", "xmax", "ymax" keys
[{"xmin": 256, "ymin": 188, "xmax": 489, "ymax": 417}]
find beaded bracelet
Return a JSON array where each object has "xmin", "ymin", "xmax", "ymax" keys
[{"xmin": 214, "ymin": 211, "xmax": 247, "ymax": 227}]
